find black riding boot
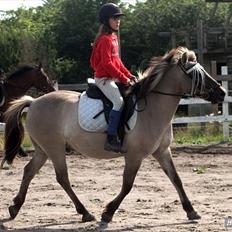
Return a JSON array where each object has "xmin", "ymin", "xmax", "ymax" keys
[
  {"xmin": 104, "ymin": 134, "xmax": 121, "ymax": 153},
  {"xmin": 104, "ymin": 110, "xmax": 122, "ymax": 153}
]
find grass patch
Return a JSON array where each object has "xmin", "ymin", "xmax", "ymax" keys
[
  {"xmin": 193, "ymin": 166, "xmax": 207, "ymax": 174},
  {"xmin": 173, "ymin": 122, "xmax": 226, "ymax": 144},
  {"xmin": 0, "ymin": 132, "xmax": 33, "ymax": 150}
]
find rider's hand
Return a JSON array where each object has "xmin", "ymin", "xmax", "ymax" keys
[{"xmin": 129, "ymin": 75, "xmax": 138, "ymax": 86}]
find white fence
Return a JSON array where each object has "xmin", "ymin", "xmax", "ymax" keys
[
  {"xmin": 0, "ymin": 79, "xmax": 231, "ymax": 141},
  {"xmin": 173, "ymin": 81, "xmax": 232, "ymax": 141}
]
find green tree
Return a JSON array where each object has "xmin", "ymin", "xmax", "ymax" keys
[
  {"xmin": 0, "ymin": 0, "xmax": 231, "ymax": 82},
  {"xmin": 121, "ymin": 0, "xmax": 232, "ymax": 71}
]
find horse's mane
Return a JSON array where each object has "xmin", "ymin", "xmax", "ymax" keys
[
  {"xmin": 136, "ymin": 47, "xmax": 196, "ymax": 98},
  {"xmin": 7, "ymin": 65, "xmax": 35, "ymax": 80}
]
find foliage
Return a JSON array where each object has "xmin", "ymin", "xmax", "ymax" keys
[
  {"xmin": 0, "ymin": 14, "xmax": 21, "ymax": 70},
  {"xmin": 0, "ymin": 0, "xmax": 231, "ymax": 82}
]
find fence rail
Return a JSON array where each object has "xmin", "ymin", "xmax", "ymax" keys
[
  {"xmin": 0, "ymin": 89, "xmax": 230, "ymax": 140},
  {"xmin": 173, "ymin": 78, "xmax": 231, "ymax": 140},
  {"xmin": 1, "ymin": 65, "xmax": 231, "ymax": 140}
]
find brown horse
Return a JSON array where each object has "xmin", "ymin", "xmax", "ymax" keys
[
  {"xmin": 0, "ymin": 63, "xmax": 55, "ymax": 120},
  {"xmin": 0, "ymin": 47, "xmax": 226, "ymax": 223},
  {"xmin": 0, "ymin": 63, "xmax": 56, "ymax": 156}
]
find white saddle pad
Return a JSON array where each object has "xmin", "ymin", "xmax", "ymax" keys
[{"xmin": 78, "ymin": 92, "xmax": 137, "ymax": 133}]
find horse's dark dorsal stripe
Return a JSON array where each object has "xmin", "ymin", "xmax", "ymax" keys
[{"xmin": 7, "ymin": 65, "xmax": 34, "ymax": 80}]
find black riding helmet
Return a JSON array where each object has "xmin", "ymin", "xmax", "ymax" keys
[{"xmin": 99, "ymin": 3, "xmax": 124, "ymax": 24}]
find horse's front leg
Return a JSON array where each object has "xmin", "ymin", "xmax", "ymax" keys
[
  {"xmin": 152, "ymin": 147, "xmax": 201, "ymax": 220},
  {"xmin": 101, "ymin": 158, "xmax": 142, "ymax": 223}
]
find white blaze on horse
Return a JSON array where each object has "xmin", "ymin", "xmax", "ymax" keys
[{"xmin": 0, "ymin": 47, "xmax": 225, "ymax": 223}]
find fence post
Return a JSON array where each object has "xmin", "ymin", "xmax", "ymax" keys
[
  {"xmin": 221, "ymin": 66, "xmax": 229, "ymax": 141},
  {"xmin": 197, "ymin": 20, "xmax": 204, "ymax": 65},
  {"xmin": 211, "ymin": 61, "xmax": 230, "ymax": 141}
]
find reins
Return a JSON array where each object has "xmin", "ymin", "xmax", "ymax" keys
[
  {"xmin": 149, "ymin": 61, "xmax": 210, "ymax": 98},
  {"xmin": 133, "ymin": 61, "xmax": 207, "ymax": 112},
  {"xmin": 151, "ymin": 90, "xmax": 186, "ymax": 97}
]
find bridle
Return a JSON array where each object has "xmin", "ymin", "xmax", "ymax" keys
[
  {"xmin": 135, "ymin": 60, "xmax": 221, "ymax": 112},
  {"xmin": 152, "ymin": 60, "xmax": 221, "ymax": 99}
]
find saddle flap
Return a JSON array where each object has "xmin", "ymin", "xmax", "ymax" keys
[
  {"xmin": 78, "ymin": 92, "xmax": 137, "ymax": 134},
  {"xmin": 78, "ymin": 92, "xmax": 107, "ymax": 132}
]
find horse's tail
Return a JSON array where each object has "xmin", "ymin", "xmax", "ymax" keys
[{"xmin": 1, "ymin": 96, "xmax": 34, "ymax": 168}]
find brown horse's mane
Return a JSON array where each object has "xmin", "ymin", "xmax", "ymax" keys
[
  {"xmin": 136, "ymin": 47, "xmax": 195, "ymax": 98},
  {"xmin": 7, "ymin": 65, "xmax": 35, "ymax": 81}
]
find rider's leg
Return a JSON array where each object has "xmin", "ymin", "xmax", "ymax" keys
[{"xmin": 95, "ymin": 78, "xmax": 124, "ymax": 152}]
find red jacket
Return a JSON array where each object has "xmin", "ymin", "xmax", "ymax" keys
[{"xmin": 90, "ymin": 33, "xmax": 132, "ymax": 84}]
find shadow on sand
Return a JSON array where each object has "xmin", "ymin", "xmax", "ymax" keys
[{"xmin": 0, "ymin": 217, "xmax": 198, "ymax": 232}]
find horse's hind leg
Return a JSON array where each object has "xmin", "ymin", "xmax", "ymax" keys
[
  {"xmin": 18, "ymin": 146, "xmax": 28, "ymax": 157},
  {"xmin": 152, "ymin": 148, "xmax": 201, "ymax": 220},
  {"xmin": 48, "ymin": 147, "xmax": 95, "ymax": 222},
  {"xmin": 9, "ymin": 143, "xmax": 47, "ymax": 219}
]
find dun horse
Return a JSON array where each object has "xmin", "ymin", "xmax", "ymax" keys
[
  {"xmin": 1, "ymin": 47, "xmax": 225, "ymax": 223},
  {"xmin": 0, "ymin": 63, "xmax": 56, "ymax": 156}
]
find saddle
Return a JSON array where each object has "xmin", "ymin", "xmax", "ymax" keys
[{"xmin": 85, "ymin": 80, "xmax": 135, "ymax": 142}]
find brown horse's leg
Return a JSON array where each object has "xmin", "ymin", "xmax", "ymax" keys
[
  {"xmin": 152, "ymin": 148, "xmax": 201, "ymax": 220},
  {"xmin": 9, "ymin": 146, "xmax": 47, "ymax": 219},
  {"xmin": 101, "ymin": 159, "xmax": 142, "ymax": 223},
  {"xmin": 50, "ymin": 152, "xmax": 95, "ymax": 222},
  {"xmin": 18, "ymin": 146, "xmax": 28, "ymax": 157}
]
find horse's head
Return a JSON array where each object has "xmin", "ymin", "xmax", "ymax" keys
[
  {"xmin": 128, "ymin": 47, "xmax": 225, "ymax": 105},
  {"xmin": 33, "ymin": 63, "xmax": 56, "ymax": 93},
  {"xmin": 179, "ymin": 51, "xmax": 226, "ymax": 104}
]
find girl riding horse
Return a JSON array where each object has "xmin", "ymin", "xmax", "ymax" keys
[{"xmin": 91, "ymin": 3, "xmax": 136, "ymax": 153}]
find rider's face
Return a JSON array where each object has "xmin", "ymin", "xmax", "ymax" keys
[{"xmin": 109, "ymin": 16, "xmax": 120, "ymax": 31}]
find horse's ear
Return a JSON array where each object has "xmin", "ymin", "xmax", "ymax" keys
[{"xmin": 181, "ymin": 52, "xmax": 188, "ymax": 64}]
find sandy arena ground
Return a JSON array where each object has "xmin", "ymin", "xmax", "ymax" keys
[{"xmin": 0, "ymin": 143, "xmax": 231, "ymax": 232}]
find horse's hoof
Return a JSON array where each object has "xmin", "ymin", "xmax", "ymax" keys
[
  {"xmin": 18, "ymin": 153, "xmax": 28, "ymax": 158},
  {"xmin": 1, "ymin": 159, "xmax": 14, "ymax": 170},
  {"xmin": 101, "ymin": 211, "xmax": 113, "ymax": 223},
  {"xmin": 187, "ymin": 211, "xmax": 201, "ymax": 220},
  {"xmin": 82, "ymin": 213, "xmax": 95, "ymax": 222},
  {"xmin": 9, "ymin": 205, "xmax": 19, "ymax": 219}
]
